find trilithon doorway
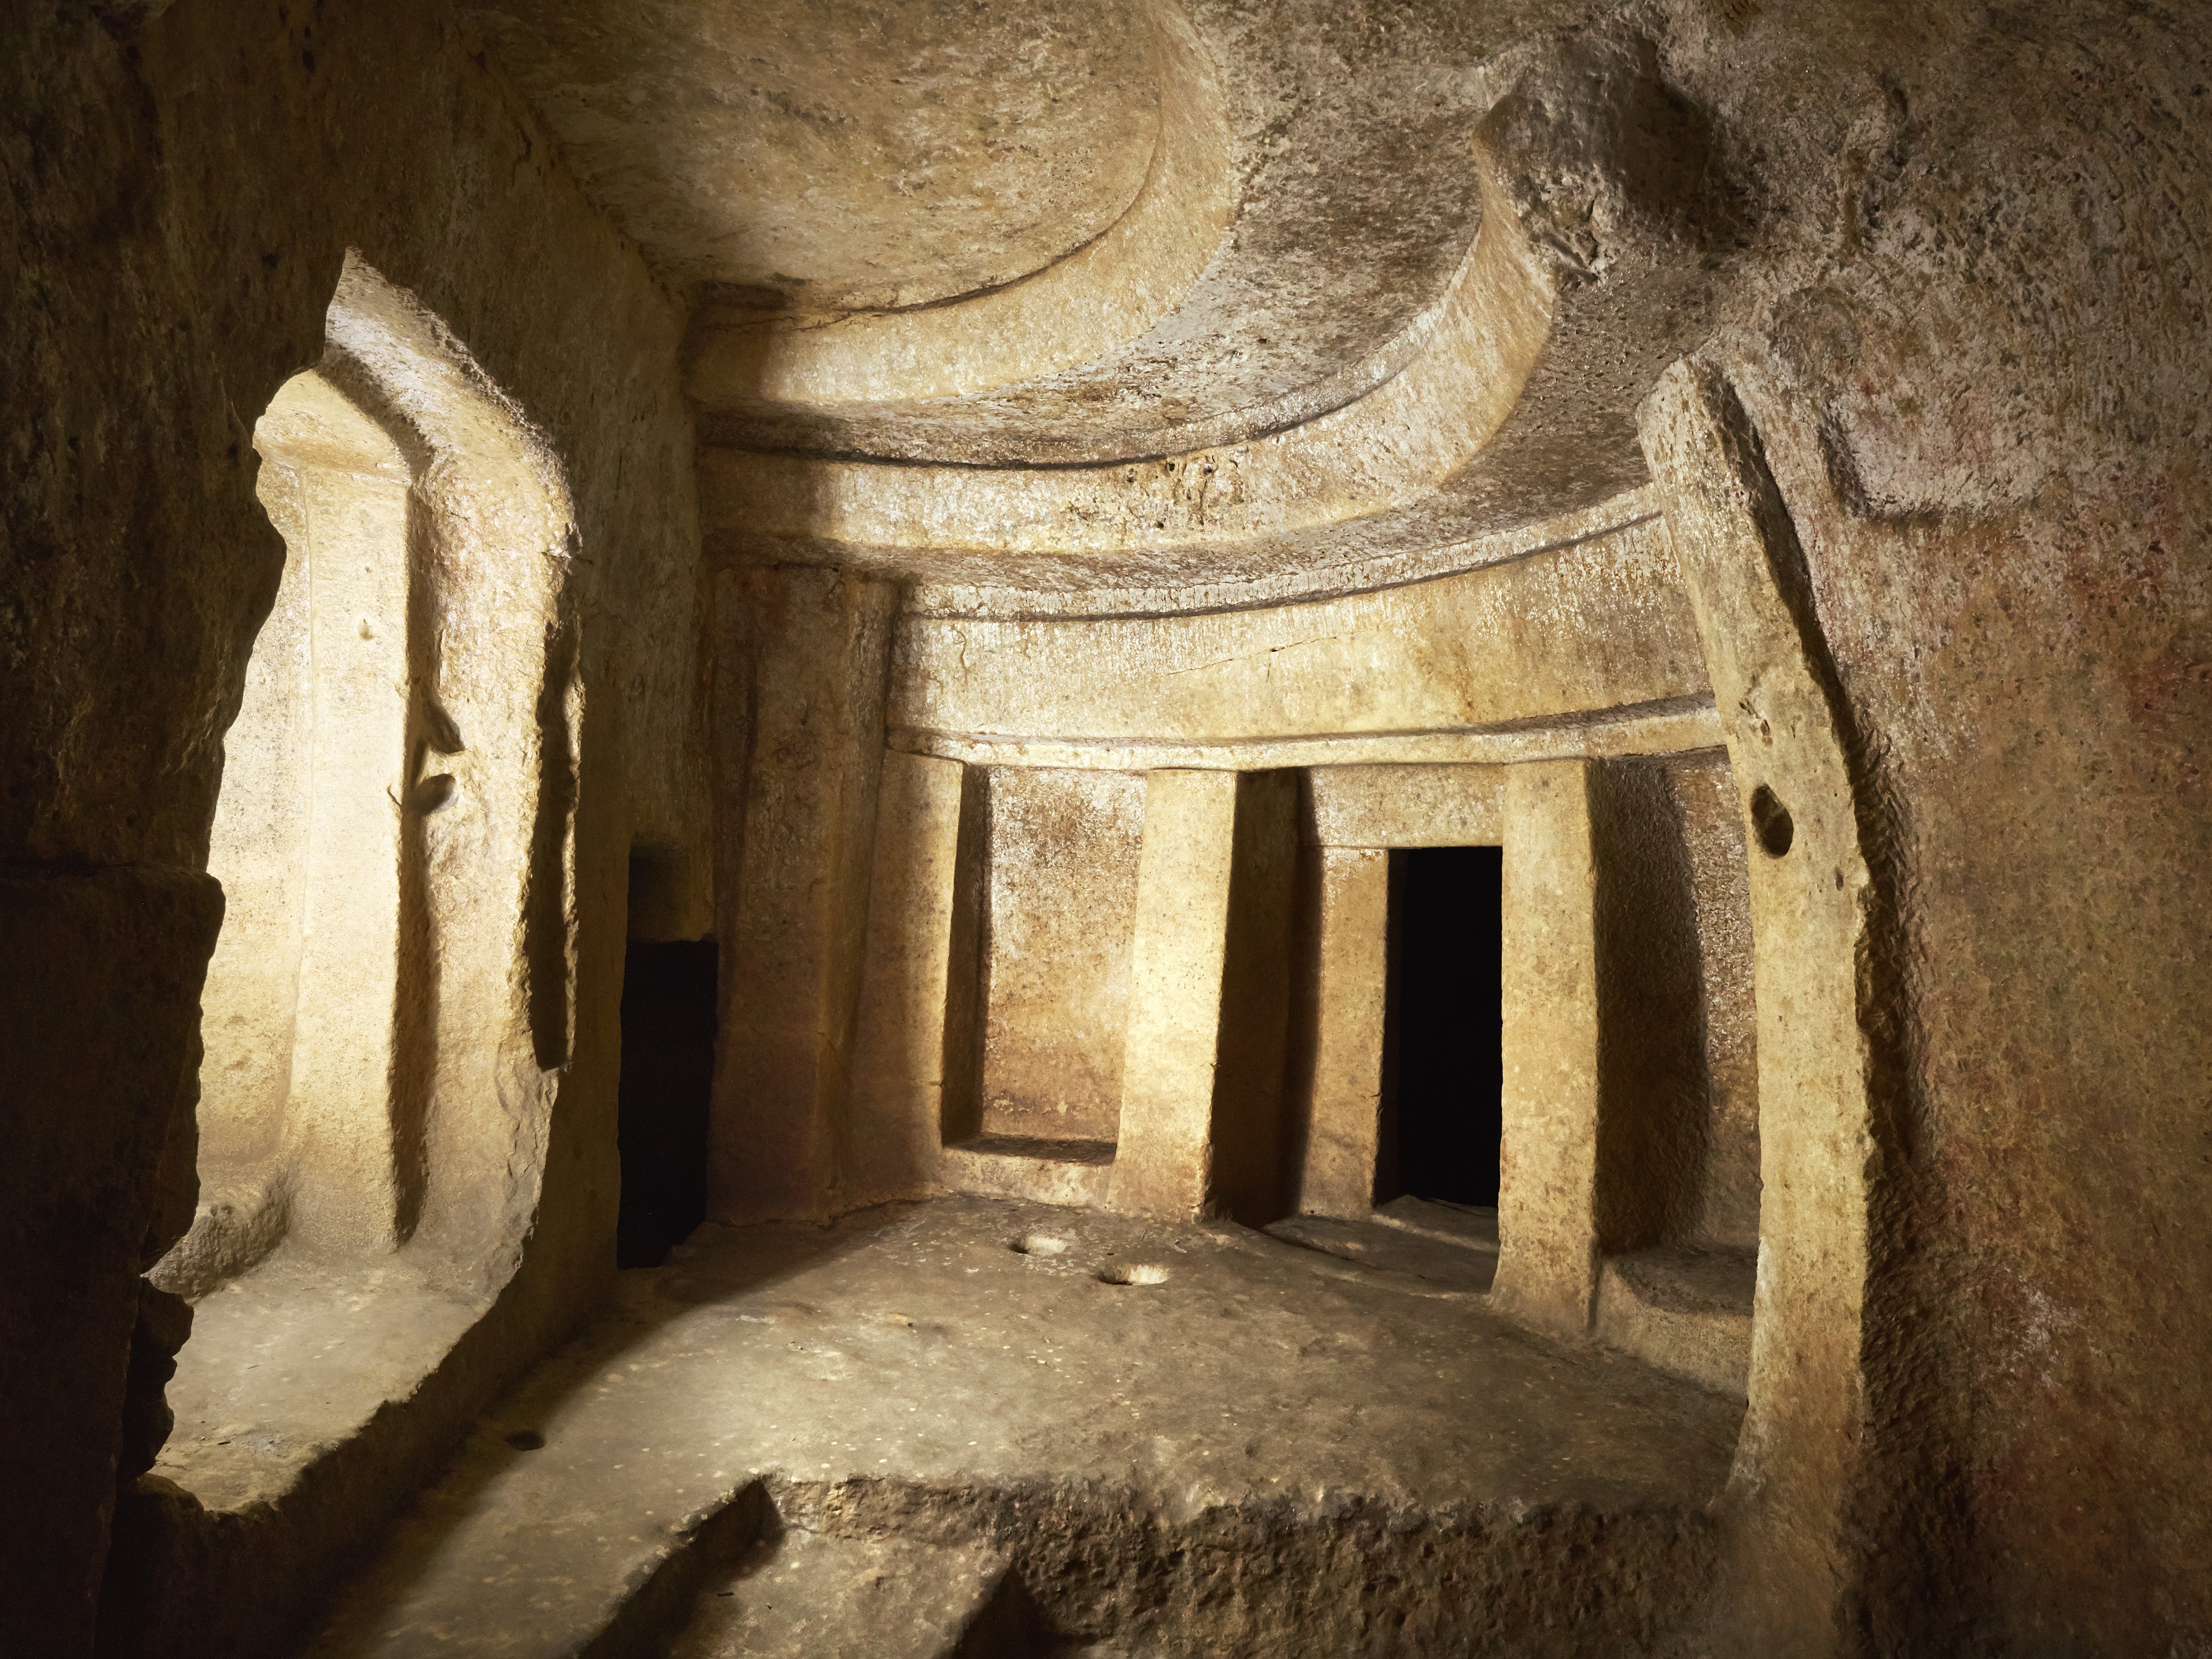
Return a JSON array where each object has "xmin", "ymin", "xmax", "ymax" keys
[
  {"xmin": 615, "ymin": 936, "xmax": 717, "ymax": 1268},
  {"xmin": 1384, "ymin": 846, "xmax": 1504, "ymax": 1207}
]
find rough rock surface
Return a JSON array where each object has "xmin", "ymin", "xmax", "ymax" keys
[
  {"xmin": 463, "ymin": 0, "xmax": 1161, "ymax": 309},
  {"xmin": 298, "ymin": 1198, "xmax": 1738, "ymax": 1657},
  {"xmin": 5, "ymin": 0, "xmax": 2210, "ymax": 1655},
  {"xmin": 669, "ymin": 1526, "xmax": 1037, "ymax": 1658},
  {"xmin": 4, "ymin": 3, "xmax": 705, "ymax": 1653}
]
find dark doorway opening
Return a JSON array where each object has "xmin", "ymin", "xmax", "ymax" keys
[
  {"xmin": 616, "ymin": 937, "xmax": 717, "ymax": 1268},
  {"xmin": 1384, "ymin": 846, "xmax": 1504, "ymax": 1207}
]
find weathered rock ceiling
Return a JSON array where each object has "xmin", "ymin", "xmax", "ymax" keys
[
  {"xmin": 464, "ymin": 0, "xmax": 1162, "ymax": 310},
  {"xmin": 473, "ymin": 0, "xmax": 1740, "ymax": 607}
]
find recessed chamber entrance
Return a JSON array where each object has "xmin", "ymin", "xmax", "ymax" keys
[
  {"xmin": 617, "ymin": 919, "xmax": 717, "ymax": 1269},
  {"xmin": 1383, "ymin": 845, "xmax": 1504, "ymax": 1208}
]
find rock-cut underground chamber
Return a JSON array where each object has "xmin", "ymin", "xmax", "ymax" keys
[
  {"xmin": 1282, "ymin": 752, "xmax": 1762, "ymax": 1393},
  {"xmin": 111, "ymin": 258, "xmax": 586, "ymax": 1658}
]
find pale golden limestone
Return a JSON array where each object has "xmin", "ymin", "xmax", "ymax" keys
[
  {"xmin": 1285, "ymin": 844, "xmax": 1393, "ymax": 1218},
  {"xmin": 159, "ymin": 260, "xmax": 577, "ymax": 1297},
  {"xmin": 709, "ymin": 566, "xmax": 895, "ymax": 1223},
  {"xmin": 1639, "ymin": 356, "xmax": 1884, "ymax": 1648},
  {"xmin": 1107, "ymin": 769, "xmax": 1241, "ymax": 1219},
  {"xmin": 1284, "ymin": 766, "xmax": 1512, "ymax": 1223},
  {"xmin": 102, "ymin": 249, "xmax": 604, "ymax": 1659},
  {"xmin": 700, "ymin": 161, "xmax": 1555, "ymax": 561},
  {"xmin": 889, "ymin": 516, "xmax": 1710, "ymax": 754},
  {"xmin": 843, "ymin": 750, "xmax": 966, "ymax": 1208},
  {"xmin": 1302, "ymin": 763, "xmax": 1508, "ymax": 849},
  {"xmin": 179, "ymin": 373, "xmax": 410, "ymax": 1275},
  {"xmin": 685, "ymin": 0, "xmax": 1235, "ymax": 406},
  {"xmin": 1487, "ymin": 759, "xmax": 1605, "ymax": 1335},
  {"xmin": 467, "ymin": 0, "xmax": 1160, "ymax": 309},
  {"xmin": 975, "ymin": 768, "xmax": 1145, "ymax": 1147},
  {"xmin": 18, "ymin": 2, "xmax": 2202, "ymax": 1653}
]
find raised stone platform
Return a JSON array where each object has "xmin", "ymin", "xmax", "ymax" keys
[{"xmin": 296, "ymin": 1197, "xmax": 1743, "ymax": 1656}]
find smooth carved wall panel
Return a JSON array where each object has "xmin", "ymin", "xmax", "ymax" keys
[
  {"xmin": 1208, "ymin": 770, "xmax": 1301, "ymax": 1223},
  {"xmin": 1671, "ymin": 748, "xmax": 1761, "ymax": 1251},
  {"xmin": 1109, "ymin": 770, "xmax": 1239, "ymax": 1219},
  {"xmin": 1286, "ymin": 846, "xmax": 1392, "ymax": 1218},
  {"xmin": 844, "ymin": 752, "xmax": 967, "ymax": 1206},
  {"xmin": 712, "ymin": 568, "xmax": 898, "ymax": 1224},
  {"xmin": 891, "ymin": 520, "xmax": 1708, "ymax": 752},
  {"xmin": 978, "ymin": 768, "xmax": 1147, "ymax": 1147},
  {"xmin": 1302, "ymin": 764, "xmax": 1507, "ymax": 848},
  {"xmin": 1587, "ymin": 757, "xmax": 1718, "ymax": 1255}
]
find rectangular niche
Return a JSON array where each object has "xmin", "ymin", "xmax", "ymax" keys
[
  {"xmin": 1587, "ymin": 749, "xmax": 1762, "ymax": 1256},
  {"xmin": 975, "ymin": 766, "xmax": 1147, "ymax": 1152},
  {"xmin": 179, "ymin": 371, "xmax": 418, "ymax": 1282},
  {"xmin": 1580, "ymin": 747, "xmax": 1762, "ymax": 1397}
]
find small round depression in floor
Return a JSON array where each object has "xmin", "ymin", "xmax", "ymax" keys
[
  {"xmin": 1010, "ymin": 1234, "xmax": 1070, "ymax": 1256},
  {"xmin": 505, "ymin": 1428, "xmax": 546, "ymax": 1451},
  {"xmin": 1097, "ymin": 1262, "xmax": 1170, "ymax": 1286}
]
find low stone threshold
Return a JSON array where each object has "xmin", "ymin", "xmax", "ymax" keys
[
  {"xmin": 1262, "ymin": 1197, "xmax": 1502, "ymax": 1293},
  {"xmin": 294, "ymin": 1195, "xmax": 1744, "ymax": 1657},
  {"xmin": 1371, "ymin": 1193, "xmax": 1503, "ymax": 1251},
  {"xmin": 1262, "ymin": 1204, "xmax": 1754, "ymax": 1399},
  {"xmin": 957, "ymin": 1133, "xmax": 1118, "ymax": 1166},
  {"xmin": 1595, "ymin": 1244, "xmax": 1757, "ymax": 1398},
  {"xmin": 939, "ymin": 1134, "xmax": 1117, "ymax": 1206}
]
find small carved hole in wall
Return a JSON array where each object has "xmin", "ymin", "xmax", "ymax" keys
[
  {"xmin": 1011, "ymin": 1234, "xmax": 1070, "ymax": 1256},
  {"xmin": 410, "ymin": 773, "xmax": 458, "ymax": 813},
  {"xmin": 1749, "ymin": 785, "xmax": 1794, "ymax": 857},
  {"xmin": 1098, "ymin": 1263, "xmax": 1169, "ymax": 1286},
  {"xmin": 504, "ymin": 1429, "xmax": 546, "ymax": 1452}
]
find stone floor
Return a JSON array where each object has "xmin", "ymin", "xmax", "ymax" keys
[
  {"xmin": 159, "ymin": 1254, "xmax": 488, "ymax": 1513},
  {"xmin": 292, "ymin": 1197, "xmax": 1744, "ymax": 1657}
]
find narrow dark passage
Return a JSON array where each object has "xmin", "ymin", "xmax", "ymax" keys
[
  {"xmin": 616, "ymin": 938, "xmax": 717, "ymax": 1268},
  {"xmin": 1388, "ymin": 846, "xmax": 1504, "ymax": 1207}
]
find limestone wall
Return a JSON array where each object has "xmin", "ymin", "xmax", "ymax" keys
[
  {"xmin": 714, "ymin": 518, "xmax": 1767, "ymax": 1367},
  {"xmin": 8, "ymin": 0, "xmax": 2210, "ymax": 1652},
  {"xmin": 714, "ymin": 507, "xmax": 1747, "ymax": 1228},
  {"xmin": 975, "ymin": 768, "xmax": 1146, "ymax": 1148},
  {"xmin": 1, "ymin": 5, "xmax": 704, "ymax": 1654},
  {"xmin": 1670, "ymin": 750, "xmax": 1759, "ymax": 1251},
  {"xmin": 890, "ymin": 509, "xmax": 1710, "ymax": 763},
  {"xmin": 1624, "ymin": 9, "xmax": 2212, "ymax": 1644}
]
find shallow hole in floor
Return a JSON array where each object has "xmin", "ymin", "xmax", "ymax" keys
[
  {"xmin": 505, "ymin": 1429, "xmax": 546, "ymax": 1451},
  {"xmin": 1098, "ymin": 1263, "xmax": 1169, "ymax": 1286},
  {"xmin": 1011, "ymin": 1234, "xmax": 1070, "ymax": 1256}
]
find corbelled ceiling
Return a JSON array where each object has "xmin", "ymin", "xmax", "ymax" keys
[{"xmin": 468, "ymin": 1, "xmax": 1738, "ymax": 607}]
